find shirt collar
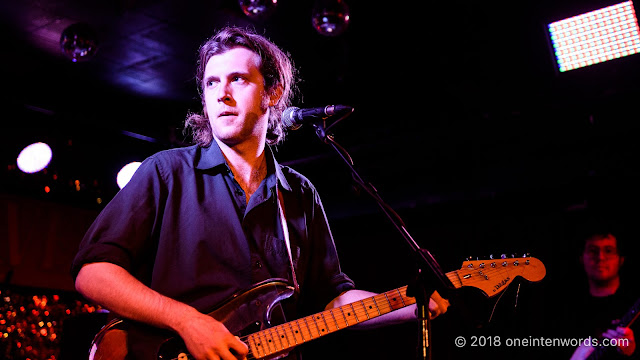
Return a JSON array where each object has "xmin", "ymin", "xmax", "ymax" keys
[
  {"xmin": 195, "ymin": 142, "xmax": 292, "ymax": 192},
  {"xmin": 195, "ymin": 142, "xmax": 227, "ymax": 171},
  {"xmin": 268, "ymin": 146, "xmax": 292, "ymax": 192}
]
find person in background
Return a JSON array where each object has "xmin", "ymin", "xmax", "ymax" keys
[{"xmin": 568, "ymin": 224, "xmax": 637, "ymax": 360}]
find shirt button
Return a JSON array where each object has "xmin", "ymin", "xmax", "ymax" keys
[
  {"xmin": 254, "ymin": 261, "xmax": 262, "ymax": 269},
  {"xmin": 235, "ymin": 189, "xmax": 243, "ymax": 196}
]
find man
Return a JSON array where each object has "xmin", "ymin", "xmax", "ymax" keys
[
  {"xmin": 72, "ymin": 26, "xmax": 449, "ymax": 360},
  {"xmin": 569, "ymin": 230, "xmax": 637, "ymax": 360}
]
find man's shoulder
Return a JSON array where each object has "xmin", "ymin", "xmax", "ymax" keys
[
  {"xmin": 278, "ymin": 164, "xmax": 316, "ymax": 192},
  {"xmin": 147, "ymin": 144, "xmax": 199, "ymax": 166}
]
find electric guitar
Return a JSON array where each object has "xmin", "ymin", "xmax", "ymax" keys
[
  {"xmin": 88, "ymin": 255, "xmax": 546, "ymax": 360},
  {"xmin": 585, "ymin": 296, "xmax": 640, "ymax": 360}
]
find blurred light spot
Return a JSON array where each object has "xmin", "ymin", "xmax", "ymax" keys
[
  {"xmin": 117, "ymin": 162, "xmax": 142, "ymax": 189},
  {"xmin": 17, "ymin": 142, "xmax": 52, "ymax": 173}
]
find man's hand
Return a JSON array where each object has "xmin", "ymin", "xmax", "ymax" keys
[
  {"xmin": 570, "ymin": 326, "xmax": 635, "ymax": 360},
  {"xmin": 602, "ymin": 326, "xmax": 635, "ymax": 357},
  {"xmin": 428, "ymin": 290, "xmax": 450, "ymax": 319},
  {"xmin": 176, "ymin": 310, "xmax": 249, "ymax": 360}
]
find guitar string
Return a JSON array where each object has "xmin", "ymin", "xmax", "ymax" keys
[
  {"xmin": 167, "ymin": 300, "xmax": 404, "ymax": 360},
  {"xmin": 235, "ymin": 295, "xmax": 410, "ymax": 360},
  {"xmin": 168, "ymin": 291, "xmax": 415, "ymax": 360},
  {"xmin": 168, "ymin": 263, "xmax": 532, "ymax": 360}
]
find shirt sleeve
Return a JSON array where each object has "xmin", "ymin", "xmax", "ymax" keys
[
  {"xmin": 298, "ymin": 185, "xmax": 355, "ymax": 312},
  {"xmin": 70, "ymin": 155, "xmax": 167, "ymax": 282}
]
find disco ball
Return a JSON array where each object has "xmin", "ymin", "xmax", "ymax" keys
[
  {"xmin": 238, "ymin": 0, "xmax": 278, "ymax": 21},
  {"xmin": 312, "ymin": 0, "xmax": 350, "ymax": 36},
  {"xmin": 60, "ymin": 23, "xmax": 99, "ymax": 62}
]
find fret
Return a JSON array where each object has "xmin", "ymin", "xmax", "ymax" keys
[
  {"xmin": 386, "ymin": 289, "xmax": 404, "ymax": 311},
  {"xmin": 371, "ymin": 296, "xmax": 382, "ymax": 316},
  {"xmin": 339, "ymin": 306, "xmax": 349, "ymax": 326},
  {"xmin": 342, "ymin": 303, "xmax": 358, "ymax": 324},
  {"xmin": 301, "ymin": 317, "xmax": 314, "ymax": 340},
  {"xmin": 360, "ymin": 299, "xmax": 373, "ymax": 319},
  {"xmin": 329, "ymin": 308, "xmax": 340, "ymax": 330},
  {"xmin": 247, "ymin": 334, "xmax": 263, "ymax": 359},
  {"xmin": 311, "ymin": 314, "xmax": 324, "ymax": 336},
  {"xmin": 383, "ymin": 292, "xmax": 392, "ymax": 312},
  {"xmin": 274, "ymin": 325, "xmax": 289, "ymax": 349},
  {"xmin": 284, "ymin": 324, "xmax": 297, "ymax": 347},
  {"xmin": 305, "ymin": 316, "xmax": 320, "ymax": 338},
  {"xmin": 264, "ymin": 327, "xmax": 278, "ymax": 354},
  {"xmin": 349, "ymin": 302, "xmax": 361, "ymax": 322},
  {"xmin": 313, "ymin": 313, "xmax": 328, "ymax": 336},
  {"xmin": 294, "ymin": 319, "xmax": 308, "ymax": 342},
  {"xmin": 287, "ymin": 322, "xmax": 299, "ymax": 345},
  {"xmin": 318, "ymin": 313, "xmax": 330, "ymax": 334},
  {"xmin": 361, "ymin": 298, "xmax": 379, "ymax": 319},
  {"xmin": 395, "ymin": 288, "xmax": 406, "ymax": 307},
  {"xmin": 268, "ymin": 326, "xmax": 282, "ymax": 351},
  {"xmin": 256, "ymin": 330, "xmax": 272, "ymax": 356}
]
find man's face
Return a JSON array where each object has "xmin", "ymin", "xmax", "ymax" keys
[
  {"xmin": 203, "ymin": 47, "xmax": 269, "ymax": 147},
  {"xmin": 582, "ymin": 234, "xmax": 624, "ymax": 283}
]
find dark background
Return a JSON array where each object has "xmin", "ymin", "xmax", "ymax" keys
[{"xmin": 1, "ymin": 0, "xmax": 640, "ymax": 359}]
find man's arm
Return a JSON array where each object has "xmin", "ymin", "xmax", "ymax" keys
[
  {"xmin": 569, "ymin": 327, "xmax": 636, "ymax": 360},
  {"xmin": 75, "ymin": 262, "xmax": 248, "ymax": 360},
  {"xmin": 325, "ymin": 289, "xmax": 450, "ymax": 329}
]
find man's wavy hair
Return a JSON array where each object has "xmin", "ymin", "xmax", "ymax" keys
[{"xmin": 184, "ymin": 26, "xmax": 297, "ymax": 146}]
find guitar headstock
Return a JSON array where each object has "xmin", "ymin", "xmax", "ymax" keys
[{"xmin": 450, "ymin": 254, "xmax": 546, "ymax": 297}]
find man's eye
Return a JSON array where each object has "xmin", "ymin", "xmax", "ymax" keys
[
  {"xmin": 232, "ymin": 76, "xmax": 245, "ymax": 83},
  {"xmin": 206, "ymin": 80, "xmax": 218, "ymax": 87}
]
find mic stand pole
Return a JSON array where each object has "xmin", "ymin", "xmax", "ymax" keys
[{"xmin": 311, "ymin": 116, "xmax": 454, "ymax": 360}]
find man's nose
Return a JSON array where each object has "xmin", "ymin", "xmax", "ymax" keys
[{"xmin": 217, "ymin": 82, "xmax": 232, "ymax": 103}]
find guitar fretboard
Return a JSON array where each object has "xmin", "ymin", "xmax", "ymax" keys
[{"xmin": 246, "ymin": 286, "xmax": 415, "ymax": 358}]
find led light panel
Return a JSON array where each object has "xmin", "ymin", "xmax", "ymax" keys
[{"xmin": 548, "ymin": 1, "xmax": 640, "ymax": 72}]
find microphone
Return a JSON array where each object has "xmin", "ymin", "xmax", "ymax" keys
[{"xmin": 282, "ymin": 105, "xmax": 353, "ymax": 130}]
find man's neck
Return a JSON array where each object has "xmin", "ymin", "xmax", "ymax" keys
[
  {"xmin": 215, "ymin": 138, "xmax": 267, "ymax": 201},
  {"xmin": 589, "ymin": 276, "xmax": 620, "ymax": 297}
]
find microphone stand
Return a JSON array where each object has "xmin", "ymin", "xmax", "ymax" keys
[{"xmin": 310, "ymin": 112, "xmax": 454, "ymax": 360}]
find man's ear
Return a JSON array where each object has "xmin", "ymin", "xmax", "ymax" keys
[{"xmin": 268, "ymin": 86, "xmax": 283, "ymax": 107}]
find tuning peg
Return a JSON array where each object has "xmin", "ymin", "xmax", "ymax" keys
[
  {"xmin": 489, "ymin": 254, "xmax": 494, "ymax": 260},
  {"xmin": 501, "ymin": 254, "xmax": 506, "ymax": 259}
]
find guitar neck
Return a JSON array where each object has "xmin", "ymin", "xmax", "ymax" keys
[
  {"xmin": 246, "ymin": 268, "xmax": 470, "ymax": 359},
  {"xmin": 246, "ymin": 284, "xmax": 415, "ymax": 358}
]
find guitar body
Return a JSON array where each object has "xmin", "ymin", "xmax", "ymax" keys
[{"xmin": 90, "ymin": 279, "xmax": 295, "ymax": 360}]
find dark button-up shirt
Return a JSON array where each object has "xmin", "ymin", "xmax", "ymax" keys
[{"xmin": 71, "ymin": 143, "xmax": 354, "ymax": 316}]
